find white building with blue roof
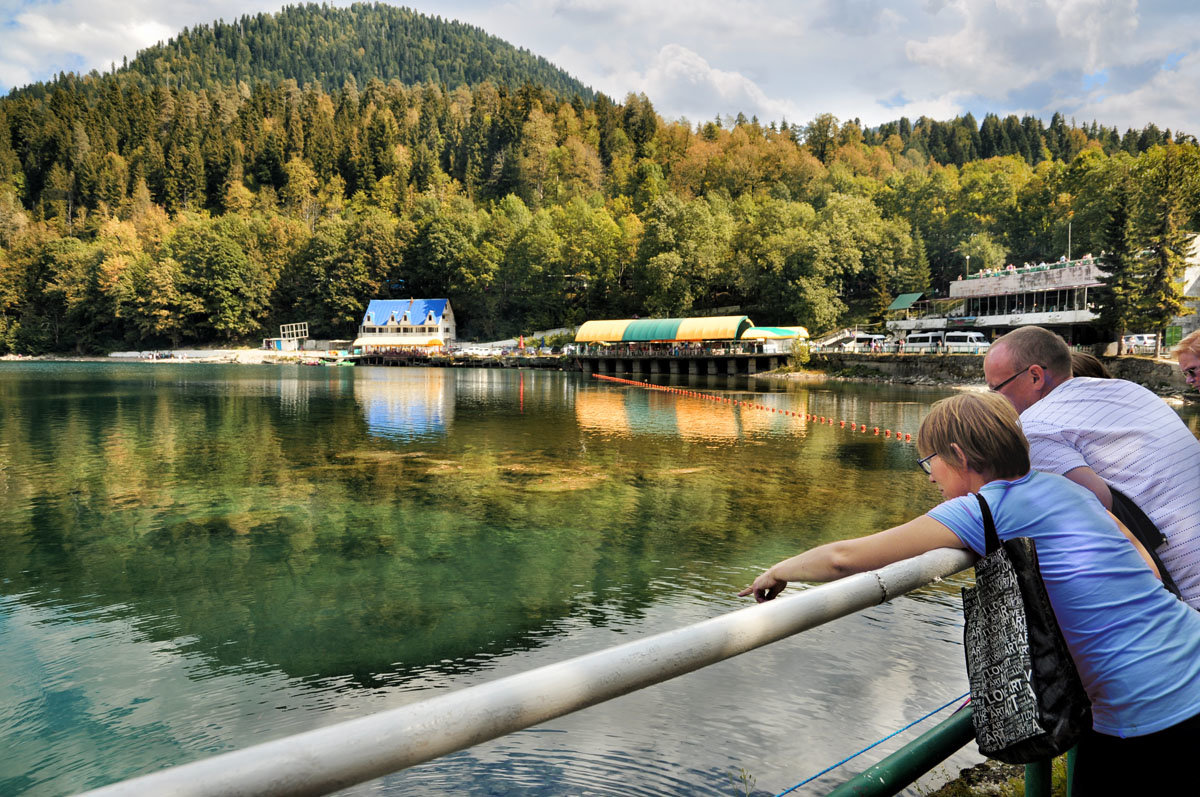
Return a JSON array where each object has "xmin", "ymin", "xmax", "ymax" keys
[{"xmin": 353, "ymin": 299, "xmax": 456, "ymax": 352}]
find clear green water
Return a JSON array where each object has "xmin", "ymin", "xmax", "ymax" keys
[{"xmin": 3, "ymin": 364, "xmax": 1190, "ymax": 795}]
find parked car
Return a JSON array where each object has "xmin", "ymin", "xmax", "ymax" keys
[
  {"xmin": 1123, "ymin": 334, "xmax": 1157, "ymax": 351},
  {"xmin": 904, "ymin": 331, "xmax": 944, "ymax": 353},
  {"xmin": 843, "ymin": 334, "xmax": 885, "ymax": 352},
  {"xmin": 944, "ymin": 331, "xmax": 991, "ymax": 353}
]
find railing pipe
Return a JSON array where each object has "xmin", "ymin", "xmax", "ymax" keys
[
  {"xmin": 82, "ymin": 548, "xmax": 975, "ymax": 797},
  {"xmin": 826, "ymin": 705, "xmax": 975, "ymax": 796}
]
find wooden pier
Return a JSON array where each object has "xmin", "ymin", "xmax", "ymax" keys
[{"xmin": 576, "ymin": 350, "xmax": 784, "ymax": 376}]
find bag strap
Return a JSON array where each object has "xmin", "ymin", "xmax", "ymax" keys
[{"xmin": 975, "ymin": 492, "xmax": 1000, "ymax": 554}]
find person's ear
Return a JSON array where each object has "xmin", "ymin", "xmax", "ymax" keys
[{"xmin": 948, "ymin": 442, "xmax": 971, "ymax": 471}]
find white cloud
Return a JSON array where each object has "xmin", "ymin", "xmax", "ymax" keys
[
  {"xmin": 1047, "ymin": 0, "xmax": 1139, "ymax": 71},
  {"xmin": 904, "ymin": 0, "xmax": 1147, "ymax": 93},
  {"xmin": 0, "ymin": 1, "xmax": 234, "ymax": 89},
  {"xmin": 1072, "ymin": 49, "xmax": 1200, "ymax": 133},
  {"xmin": 615, "ymin": 44, "xmax": 803, "ymax": 124}
]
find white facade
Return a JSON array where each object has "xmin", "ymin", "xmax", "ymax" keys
[{"xmin": 353, "ymin": 299, "xmax": 457, "ymax": 352}]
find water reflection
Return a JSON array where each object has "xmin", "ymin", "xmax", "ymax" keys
[
  {"xmin": 2, "ymin": 364, "xmax": 1196, "ymax": 795},
  {"xmin": 575, "ymin": 385, "xmax": 805, "ymax": 441},
  {"xmin": 355, "ymin": 368, "xmax": 454, "ymax": 441}
]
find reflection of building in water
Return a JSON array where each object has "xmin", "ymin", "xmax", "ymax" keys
[
  {"xmin": 575, "ymin": 389, "xmax": 801, "ymax": 441},
  {"xmin": 576, "ymin": 391, "xmax": 633, "ymax": 435},
  {"xmin": 355, "ymin": 370, "xmax": 454, "ymax": 440}
]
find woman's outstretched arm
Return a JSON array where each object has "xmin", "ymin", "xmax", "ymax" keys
[{"xmin": 738, "ymin": 515, "xmax": 970, "ymax": 602}]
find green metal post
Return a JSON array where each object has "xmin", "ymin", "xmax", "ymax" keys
[
  {"xmin": 827, "ymin": 707, "xmax": 975, "ymax": 796},
  {"xmin": 1024, "ymin": 759, "xmax": 1052, "ymax": 797}
]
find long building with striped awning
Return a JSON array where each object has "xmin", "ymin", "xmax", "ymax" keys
[{"xmin": 575, "ymin": 316, "xmax": 755, "ymax": 343}]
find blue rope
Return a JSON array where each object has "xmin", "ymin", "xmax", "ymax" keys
[{"xmin": 774, "ymin": 691, "xmax": 970, "ymax": 797}]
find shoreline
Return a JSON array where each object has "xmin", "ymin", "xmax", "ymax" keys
[
  {"xmin": 757, "ymin": 367, "xmax": 1195, "ymax": 405},
  {"xmin": 757, "ymin": 352, "xmax": 1196, "ymax": 404},
  {"xmin": 5, "ymin": 350, "xmax": 1196, "ymax": 404}
]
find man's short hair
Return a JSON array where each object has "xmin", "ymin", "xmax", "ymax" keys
[
  {"xmin": 917, "ymin": 392, "xmax": 1030, "ymax": 480},
  {"xmin": 993, "ymin": 326, "xmax": 1072, "ymax": 379},
  {"xmin": 1176, "ymin": 329, "xmax": 1200, "ymax": 361}
]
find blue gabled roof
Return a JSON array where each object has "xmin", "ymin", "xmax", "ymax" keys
[{"xmin": 362, "ymin": 299, "xmax": 449, "ymax": 325}]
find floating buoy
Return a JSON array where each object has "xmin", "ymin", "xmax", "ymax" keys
[{"xmin": 884, "ymin": 430, "xmax": 892, "ymax": 437}]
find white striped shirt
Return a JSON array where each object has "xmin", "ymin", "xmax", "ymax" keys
[{"xmin": 1021, "ymin": 377, "xmax": 1200, "ymax": 608}]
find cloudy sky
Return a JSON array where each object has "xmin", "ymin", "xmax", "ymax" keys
[{"xmin": 2, "ymin": 0, "xmax": 1198, "ymax": 134}]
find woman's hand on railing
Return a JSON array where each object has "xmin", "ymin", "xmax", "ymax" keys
[{"xmin": 738, "ymin": 569, "xmax": 788, "ymax": 603}]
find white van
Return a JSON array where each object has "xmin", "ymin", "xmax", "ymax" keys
[
  {"xmin": 1123, "ymin": 334, "xmax": 1157, "ymax": 352},
  {"xmin": 903, "ymin": 331, "xmax": 944, "ymax": 353},
  {"xmin": 944, "ymin": 331, "xmax": 991, "ymax": 353},
  {"xmin": 844, "ymin": 334, "xmax": 885, "ymax": 353}
]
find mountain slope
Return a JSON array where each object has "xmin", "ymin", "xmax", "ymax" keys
[{"xmin": 17, "ymin": 2, "xmax": 593, "ymax": 100}]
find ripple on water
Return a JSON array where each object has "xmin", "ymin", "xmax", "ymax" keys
[{"xmin": 378, "ymin": 733, "xmax": 770, "ymax": 796}]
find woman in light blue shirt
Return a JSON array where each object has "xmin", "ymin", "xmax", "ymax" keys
[{"xmin": 741, "ymin": 392, "xmax": 1200, "ymax": 793}]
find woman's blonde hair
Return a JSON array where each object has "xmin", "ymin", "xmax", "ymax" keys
[
  {"xmin": 917, "ymin": 392, "xmax": 1030, "ymax": 479},
  {"xmin": 1175, "ymin": 329, "xmax": 1200, "ymax": 361}
]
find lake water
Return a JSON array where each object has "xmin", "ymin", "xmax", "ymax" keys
[{"xmin": 2, "ymin": 363, "xmax": 1193, "ymax": 795}]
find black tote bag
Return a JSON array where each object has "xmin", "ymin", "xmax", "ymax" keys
[{"xmin": 961, "ymin": 492, "xmax": 1091, "ymax": 764}]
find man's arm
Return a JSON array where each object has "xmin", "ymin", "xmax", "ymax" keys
[{"xmin": 1062, "ymin": 465, "xmax": 1113, "ymax": 509}]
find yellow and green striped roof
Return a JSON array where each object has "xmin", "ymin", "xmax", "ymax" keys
[{"xmin": 575, "ymin": 316, "xmax": 754, "ymax": 343}]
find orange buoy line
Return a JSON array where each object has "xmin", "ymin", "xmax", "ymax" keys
[{"xmin": 590, "ymin": 373, "xmax": 914, "ymax": 443}]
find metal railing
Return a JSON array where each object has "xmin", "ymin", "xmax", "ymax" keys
[{"xmin": 82, "ymin": 548, "xmax": 976, "ymax": 797}]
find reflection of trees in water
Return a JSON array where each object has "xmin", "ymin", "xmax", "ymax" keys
[{"xmin": 0, "ymin": 365, "xmax": 946, "ymax": 690}]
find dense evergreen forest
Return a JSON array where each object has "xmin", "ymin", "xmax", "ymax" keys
[{"xmin": 1, "ymin": 3, "xmax": 1198, "ymax": 353}]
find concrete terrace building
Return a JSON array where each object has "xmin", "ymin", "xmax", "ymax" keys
[
  {"xmin": 887, "ymin": 257, "xmax": 1108, "ymax": 344},
  {"xmin": 353, "ymin": 299, "xmax": 456, "ymax": 353},
  {"xmin": 887, "ymin": 238, "xmax": 1200, "ymax": 346}
]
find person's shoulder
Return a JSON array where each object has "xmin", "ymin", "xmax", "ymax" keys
[
  {"xmin": 1067, "ymin": 376, "xmax": 1156, "ymax": 401},
  {"xmin": 1028, "ymin": 376, "xmax": 1154, "ymax": 417},
  {"xmin": 929, "ymin": 491, "xmax": 979, "ymax": 518},
  {"xmin": 1026, "ymin": 469, "xmax": 1086, "ymax": 494}
]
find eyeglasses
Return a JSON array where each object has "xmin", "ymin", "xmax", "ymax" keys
[
  {"xmin": 917, "ymin": 452, "xmax": 938, "ymax": 474},
  {"xmin": 1184, "ymin": 366, "xmax": 1199, "ymax": 381},
  {"xmin": 989, "ymin": 364, "xmax": 1035, "ymax": 392}
]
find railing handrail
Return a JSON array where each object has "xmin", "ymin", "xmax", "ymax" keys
[{"xmin": 81, "ymin": 548, "xmax": 975, "ymax": 797}]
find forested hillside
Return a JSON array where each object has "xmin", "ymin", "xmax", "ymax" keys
[
  {"xmin": 0, "ymin": 3, "xmax": 1197, "ymax": 354},
  {"xmin": 12, "ymin": 3, "xmax": 592, "ymax": 103}
]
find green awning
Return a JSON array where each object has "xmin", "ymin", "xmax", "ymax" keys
[
  {"xmin": 577, "ymin": 316, "xmax": 753, "ymax": 342},
  {"xmin": 887, "ymin": 292, "xmax": 924, "ymax": 311},
  {"xmin": 622, "ymin": 318, "xmax": 684, "ymax": 342}
]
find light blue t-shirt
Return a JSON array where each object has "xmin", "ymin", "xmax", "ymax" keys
[{"xmin": 928, "ymin": 470, "xmax": 1200, "ymax": 737}]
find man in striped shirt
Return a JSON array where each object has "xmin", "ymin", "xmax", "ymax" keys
[{"xmin": 984, "ymin": 326, "xmax": 1200, "ymax": 608}]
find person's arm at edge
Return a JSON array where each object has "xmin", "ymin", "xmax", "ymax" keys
[
  {"xmin": 1062, "ymin": 465, "xmax": 1113, "ymax": 509},
  {"xmin": 1106, "ymin": 510, "xmax": 1161, "ymax": 580},
  {"xmin": 738, "ymin": 515, "xmax": 971, "ymax": 603}
]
